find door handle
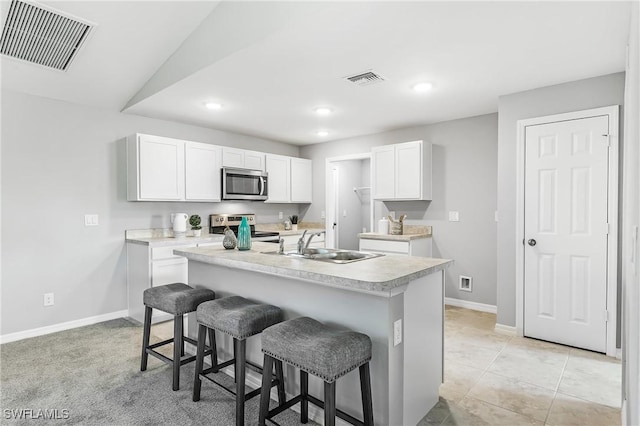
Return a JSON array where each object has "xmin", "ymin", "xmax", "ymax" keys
[{"xmin": 528, "ymin": 239, "xmax": 537, "ymax": 246}]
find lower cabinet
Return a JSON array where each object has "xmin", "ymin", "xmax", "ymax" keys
[
  {"xmin": 127, "ymin": 243, "xmax": 196, "ymax": 324},
  {"xmin": 359, "ymin": 237, "xmax": 432, "ymax": 257}
]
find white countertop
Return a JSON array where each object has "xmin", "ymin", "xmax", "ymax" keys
[
  {"xmin": 358, "ymin": 232, "xmax": 432, "ymax": 241},
  {"xmin": 174, "ymin": 242, "xmax": 452, "ymax": 296}
]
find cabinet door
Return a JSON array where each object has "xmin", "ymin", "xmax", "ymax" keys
[
  {"xmin": 222, "ymin": 147, "xmax": 245, "ymax": 168},
  {"xmin": 395, "ymin": 141, "xmax": 422, "ymax": 200},
  {"xmin": 185, "ymin": 142, "xmax": 222, "ymax": 201},
  {"xmin": 372, "ymin": 145, "xmax": 395, "ymax": 200},
  {"xmin": 151, "ymin": 258, "xmax": 188, "ymax": 287},
  {"xmin": 266, "ymin": 154, "xmax": 290, "ymax": 203},
  {"xmin": 290, "ymin": 158, "xmax": 312, "ymax": 203},
  {"xmin": 244, "ymin": 151, "xmax": 265, "ymax": 171},
  {"xmin": 138, "ymin": 135, "xmax": 184, "ymax": 200}
]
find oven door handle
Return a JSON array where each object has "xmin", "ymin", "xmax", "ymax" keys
[{"xmin": 259, "ymin": 176, "xmax": 266, "ymax": 196}]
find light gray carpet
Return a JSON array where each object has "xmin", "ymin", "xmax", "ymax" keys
[{"xmin": 0, "ymin": 318, "xmax": 314, "ymax": 425}]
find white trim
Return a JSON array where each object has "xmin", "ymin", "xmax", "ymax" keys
[
  {"xmin": 515, "ymin": 105, "xmax": 619, "ymax": 357},
  {"xmin": 445, "ymin": 297, "xmax": 496, "ymax": 313},
  {"xmin": 0, "ymin": 310, "xmax": 128, "ymax": 344},
  {"xmin": 494, "ymin": 323, "xmax": 517, "ymax": 336}
]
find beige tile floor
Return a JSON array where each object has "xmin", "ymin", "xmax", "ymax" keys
[{"xmin": 419, "ymin": 306, "xmax": 622, "ymax": 426}]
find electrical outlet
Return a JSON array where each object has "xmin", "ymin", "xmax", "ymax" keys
[
  {"xmin": 84, "ymin": 214, "xmax": 99, "ymax": 226},
  {"xmin": 278, "ymin": 212, "xmax": 284, "ymax": 220},
  {"xmin": 44, "ymin": 293, "xmax": 54, "ymax": 306},
  {"xmin": 343, "ymin": 210, "xmax": 347, "ymax": 217},
  {"xmin": 393, "ymin": 319, "xmax": 402, "ymax": 346},
  {"xmin": 448, "ymin": 211, "xmax": 460, "ymax": 222},
  {"xmin": 320, "ymin": 211, "xmax": 325, "ymax": 219}
]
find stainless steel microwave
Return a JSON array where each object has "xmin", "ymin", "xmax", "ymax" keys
[{"xmin": 221, "ymin": 168, "xmax": 268, "ymax": 201}]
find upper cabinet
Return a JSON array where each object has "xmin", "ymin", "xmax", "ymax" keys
[
  {"xmin": 185, "ymin": 142, "xmax": 222, "ymax": 201},
  {"xmin": 127, "ymin": 134, "xmax": 221, "ymax": 202},
  {"xmin": 371, "ymin": 140, "xmax": 432, "ymax": 201},
  {"xmin": 290, "ymin": 158, "xmax": 312, "ymax": 203},
  {"xmin": 222, "ymin": 147, "xmax": 265, "ymax": 171},
  {"xmin": 265, "ymin": 155, "xmax": 312, "ymax": 203}
]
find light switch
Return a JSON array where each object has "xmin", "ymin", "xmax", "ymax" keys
[
  {"xmin": 320, "ymin": 211, "xmax": 326, "ymax": 219},
  {"xmin": 84, "ymin": 214, "xmax": 99, "ymax": 226},
  {"xmin": 278, "ymin": 212, "xmax": 284, "ymax": 220},
  {"xmin": 448, "ymin": 211, "xmax": 459, "ymax": 222},
  {"xmin": 343, "ymin": 210, "xmax": 347, "ymax": 217}
]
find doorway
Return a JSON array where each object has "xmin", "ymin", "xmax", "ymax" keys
[
  {"xmin": 515, "ymin": 106, "xmax": 619, "ymax": 356},
  {"xmin": 325, "ymin": 153, "xmax": 373, "ymax": 250}
]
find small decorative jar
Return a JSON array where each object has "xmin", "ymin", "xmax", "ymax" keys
[
  {"xmin": 236, "ymin": 217, "xmax": 252, "ymax": 251},
  {"xmin": 223, "ymin": 227, "xmax": 237, "ymax": 250}
]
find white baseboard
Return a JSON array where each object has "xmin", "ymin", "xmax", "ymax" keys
[
  {"xmin": 445, "ymin": 297, "xmax": 497, "ymax": 314},
  {"xmin": 0, "ymin": 310, "xmax": 129, "ymax": 344},
  {"xmin": 494, "ymin": 323, "xmax": 518, "ymax": 336}
]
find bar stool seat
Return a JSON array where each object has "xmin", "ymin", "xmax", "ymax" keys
[
  {"xmin": 140, "ymin": 283, "xmax": 216, "ymax": 391},
  {"xmin": 193, "ymin": 296, "xmax": 285, "ymax": 426},
  {"xmin": 259, "ymin": 317, "xmax": 374, "ymax": 426}
]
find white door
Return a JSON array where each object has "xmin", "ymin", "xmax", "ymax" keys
[
  {"xmin": 395, "ymin": 141, "xmax": 422, "ymax": 200},
  {"xmin": 185, "ymin": 142, "xmax": 221, "ymax": 201},
  {"xmin": 291, "ymin": 158, "xmax": 313, "ymax": 203},
  {"xmin": 265, "ymin": 154, "xmax": 290, "ymax": 203},
  {"xmin": 371, "ymin": 145, "xmax": 395, "ymax": 199},
  {"xmin": 138, "ymin": 135, "xmax": 184, "ymax": 200},
  {"xmin": 524, "ymin": 115, "xmax": 610, "ymax": 352}
]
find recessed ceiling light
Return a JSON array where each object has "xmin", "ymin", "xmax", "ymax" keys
[
  {"xmin": 205, "ymin": 102, "xmax": 222, "ymax": 110},
  {"xmin": 412, "ymin": 82, "xmax": 433, "ymax": 93},
  {"xmin": 316, "ymin": 130, "xmax": 329, "ymax": 137},
  {"xmin": 315, "ymin": 107, "xmax": 332, "ymax": 115}
]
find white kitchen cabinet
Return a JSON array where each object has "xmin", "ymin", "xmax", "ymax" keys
[
  {"xmin": 371, "ymin": 140, "xmax": 432, "ymax": 201},
  {"xmin": 290, "ymin": 158, "xmax": 313, "ymax": 203},
  {"xmin": 359, "ymin": 237, "xmax": 432, "ymax": 257},
  {"xmin": 127, "ymin": 240, "xmax": 221, "ymax": 323},
  {"xmin": 265, "ymin": 155, "xmax": 312, "ymax": 203},
  {"xmin": 265, "ymin": 154, "xmax": 291, "ymax": 203},
  {"xmin": 127, "ymin": 134, "xmax": 185, "ymax": 201},
  {"xmin": 127, "ymin": 134, "xmax": 222, "ymax": 202},
  {"xmin": 222, "ymin": 147, "xmax": 265, "ymax": 171},
  {"xmin": 185, "ymin": 142, "xmax": 222, "ymax": 201}
]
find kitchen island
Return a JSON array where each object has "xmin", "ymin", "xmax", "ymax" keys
[{"xmin": 174, "ymin": 242, "xmax": 452, "ymax": 425}]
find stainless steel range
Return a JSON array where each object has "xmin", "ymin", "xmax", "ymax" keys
[{"xmin": 209, "ymin": 214, "xmax": 280, "ymax": 242}]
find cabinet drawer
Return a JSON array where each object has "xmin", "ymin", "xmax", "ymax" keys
[
  {"xmin": 359, "ymin": 239, "xmax": 409, "ymax": 254},
  {"xmin": 151, "ymin": 258, "xmax": 188, "ymax": 287},
  {"xmin": 151, "ymin": 245, "xmax": 195, "ymax": 260}
]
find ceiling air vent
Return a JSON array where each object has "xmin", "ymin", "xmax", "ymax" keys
[
  {"xmin": 0, "ymin": 0, "xmax": 93, "ymax": 71},
  {"xmin": 344, "ymin": 70, "xmax": 387, "ymax": 87}
]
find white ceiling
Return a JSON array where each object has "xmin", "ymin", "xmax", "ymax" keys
[{"xmin": 1, "ymin": 1, "xmax": 631, "ymax": 145}]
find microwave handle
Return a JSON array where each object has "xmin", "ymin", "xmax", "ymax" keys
[{"xmin": 259, "ymin": 176, "xmax": 265, "ymax": 196}]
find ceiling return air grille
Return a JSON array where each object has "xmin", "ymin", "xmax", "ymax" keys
[
  {"xmin": 344, "ymin": 70, "xmax": 387, "ymax": 86},
  {"xmin": 0, "ymin": 0, "xmax": 93, "ymax": 71}
]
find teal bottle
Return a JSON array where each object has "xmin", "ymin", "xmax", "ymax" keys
[{"xmin": 237, "ymin": 216, "xmax": 252, "ymax": 251}]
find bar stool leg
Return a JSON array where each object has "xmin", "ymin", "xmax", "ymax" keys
[
  {"xmin": 359, "ymin": 363, "xmax": 374, "ymax": 426},
  {"xmin": 300, "ymin": 370, "xmax": 309, "ymax": 423},
  {"xmin": 324, "ymin": 381, "xmax": 336, "ymax": 426},
  {"xmin": 235, "ymin": 338, "xmax": 246, "ymax": 426},
  {"xmin": 208, "ymin": 328, "xmax": 217, "ymax": 370},
  {"xmin": 180, "ymin": 315, "xmax": 185, "ymax": 357},
  {"xmin": 172, "ymin": 314, "xmax": 183, "ymax": 391},
  {"xmin": 140, "ymin": 306, "xmax": 152, "ymax": 371},
  {"xmin": 274, "ymin": 360, "xmax": 286, "ymax": 405},
  {"xmin": 192, "ymin": 324, "xmax": 207, "ymax": 402},
  {"xmin": 258, "ymin": 354, "xmax": 274, "ymax": 426}
]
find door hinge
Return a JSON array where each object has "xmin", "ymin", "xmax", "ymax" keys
[
  {"xmin": 604, "ymin": 310, "xmax": 610, "ymax": 323},
  {"xmin": 602, "ymin": 134, "xmax": 611, "ymax": 146},
  {"xmin": 606, "ymin": 222, "xmax": 610, "ymax": 235}
]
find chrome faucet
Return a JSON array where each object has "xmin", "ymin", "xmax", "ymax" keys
[
  {"xmin": 297, "ymin": 230, "xmax": 308, "ymax": 254},
  {"xmin": 278, "ymin": 237, "xmax": 285, "ymax": 254},
  {"xmin": 304, "ymin": 231, "xmax": 325, "ymax": 250}
]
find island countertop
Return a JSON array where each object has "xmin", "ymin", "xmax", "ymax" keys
[{"xmin": 173, "ymin": 242, "xmax": 451, "ymax": 297}]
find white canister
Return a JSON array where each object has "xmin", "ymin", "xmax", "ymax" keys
[{"xmin": 378, "ymin": 217, "xmax": 389, "ymax": 234}]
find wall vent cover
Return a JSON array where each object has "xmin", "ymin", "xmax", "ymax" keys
[
  {"xmin": 0, "ymin": 0, "xmax": 93, "ymax": 71},
  {"xmin": 344, "ymin": 70, "xmax": 387, "ymax": 86}
]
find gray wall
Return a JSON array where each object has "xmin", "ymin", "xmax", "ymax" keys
[
  {"xmin": 1, "ymin": 90, "xmax": 299, "ymax": 336},
  {"xmin": 300, "ymin": 113, "xmax": 498, "ymax": 306},
  {"xmin": 496, "ymin": 72, "xmax": 626, "ymax": 328},
  {"xmin": 622, "ymin": 3, "xmax": 639, "ymax": 423},
  {"xmin": 335, "ymin": 159, "xmax": 369, "ymax": 250}
]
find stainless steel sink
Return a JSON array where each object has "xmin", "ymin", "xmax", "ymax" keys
[{"xmin": 261, "ymin": 248, "xmax": 382, "ymax": 264}]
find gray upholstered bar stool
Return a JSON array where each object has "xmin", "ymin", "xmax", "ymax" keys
[
  {"xmin": 140, "ymin": 283, "xmax": 216, "ymax": 391},
  {"xmin": 258, "ymin": 317, "xmax": 374, "ymax": 426},
  {"xmin": 192, "ymin": 296, "xmax": 285, "ymax": 426}
]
